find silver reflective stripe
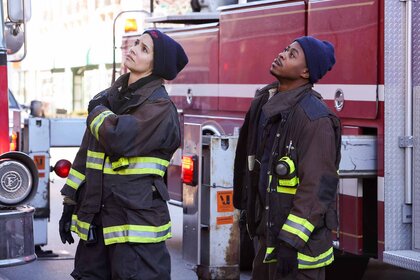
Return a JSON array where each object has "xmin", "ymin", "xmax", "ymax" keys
[
  {"xmin": 104, "ymin": 227, "xmax": 171, "ymax": 240},
  {"xmin": 71, "ymin": 216, "xmax": 89, "ymax": 240},
  {"xmin": 67, "ymin": 174, "xmax": 83, "ymax": 185},
  {"xmin": 67, "ymin": 173, "xmax": 83, "ymax": 186},
  {"xmin": 87, "ymin": 156, "xmax": 104, "ymax": 165},
  {"xmin": 284, "ymin": 219, "xmax": 312, "ymax": 238},
  {"xmin": 104, "ymin": 161, "xmax": 167, "ymax": 172}
]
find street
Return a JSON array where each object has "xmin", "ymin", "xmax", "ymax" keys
[{"xmin": 0, "ymin": 148, "xmax": 419, "ymax": 279}]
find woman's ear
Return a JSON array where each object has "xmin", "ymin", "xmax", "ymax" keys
[{"xmin": 301, "ymin": 68, "xmax": 310, "ymax": 79}]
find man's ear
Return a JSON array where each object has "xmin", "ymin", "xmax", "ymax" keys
[{"xmin": 301, "ymin": 68, "xmax": 309, "ymax": 79}]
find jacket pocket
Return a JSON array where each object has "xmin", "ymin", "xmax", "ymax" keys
[
  {"xmin": 111, "ymin": 177, "xmax": 154, "ymax": 209},
  {"xmin": 153, "ymin": 178, "xmax": 170, "ymax": 201},
  {"xmin": 324, "ymin": 208, "xmax": 338, "ymax": 230}
]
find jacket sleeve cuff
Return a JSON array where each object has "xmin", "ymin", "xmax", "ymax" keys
[
  {"xmin": 87, "ymin": 105, "xmax": 114, "ymax": 141},
  {"xmin": 278, "ymin": 213, "xmax": 315, "ymax": 249},
  {"xmin": 60, "ymin": 167, "xmax": 86, "ymax": 201}
]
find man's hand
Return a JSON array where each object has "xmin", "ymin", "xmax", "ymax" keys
[
  {"xmin": 59, "ymin": 204, "xmax": 75, "ymax": 244},
  {"xmin": 88, "ymin": 94, "xmax": 109, "ymax": 113},
  {"xmin": 276, "ymin": 243, "xmax": 298, "ymax": 278}
]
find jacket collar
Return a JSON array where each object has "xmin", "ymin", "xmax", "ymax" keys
[
  {"xmin": 262, "ymin": 82, "xmax": 312, "ymax": 119},
  {"xmin": 110, "ymin": 74, "xmax": 163, "ymax": 113}
]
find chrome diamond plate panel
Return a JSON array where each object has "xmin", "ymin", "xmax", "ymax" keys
[
  {"xmin": 414, "ymin": 85, "xmax": 420, "ymax": 249},
  {"xmin": 383, "ymin": 250, "xmax": 420, "ymax": 272},
  {"xmin": 413, "ymin": 2, "xmax": 420, "ymax": 88},
  {"xmin": 413, "ymin": 2, "xmax": 420, "ymax": 250},
  {"xmin": 384, "ymin": 0, "xmax": 411, "ymax": 250}
]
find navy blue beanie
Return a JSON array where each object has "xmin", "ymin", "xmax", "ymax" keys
[
  {"xmin": 143, "ymin": 29, "xmax": 189, "ymax": 80},
  {"xmin": 295, "ymin": 36, "xmax": 335, "ymax": 84}
]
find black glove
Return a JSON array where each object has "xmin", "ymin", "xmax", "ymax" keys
[
  {"xmin": 88, "ymin": 94, "xmax": 109, "ymax": 113},
  {"xmin": 277, "ymin": 243, "xmax": 298, "ymax": 278},
  {"xmin": 59, "ymin": 204, "xmax": 75, "ymax": 244}
]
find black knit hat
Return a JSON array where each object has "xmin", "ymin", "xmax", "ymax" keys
[
  {"xmin": 295, "ymin": 36, "xmax": 335, "ymax": 84},
  {"xmin": 143, "ymin": 29, "xmax": 189, "ymax": 80}
]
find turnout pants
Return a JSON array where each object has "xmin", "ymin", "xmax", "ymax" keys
[{"xmin": 71, "ymin": 225, "xmax": 171, "ymax": 280}]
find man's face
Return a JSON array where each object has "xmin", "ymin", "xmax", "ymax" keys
[
  {"xmin": 270, "ymin": 41, "xmax": 309, "ymax": 81},
  {"xmin": 124, "ymin": 33, "xmax": 154, "ymax": 75}
]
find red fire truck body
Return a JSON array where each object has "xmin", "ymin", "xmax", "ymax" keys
[{"xmin": 122, "ymin": 0, "xmax": 418, "ymax": 272}]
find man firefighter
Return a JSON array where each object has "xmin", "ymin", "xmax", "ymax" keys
[
  {"xmin": 59, "ymin": 29, "xmax": 188, "ymax": 279},
  {"xmin": 233, "ymin": 36, "xmax": 341, "ymax": 280}
]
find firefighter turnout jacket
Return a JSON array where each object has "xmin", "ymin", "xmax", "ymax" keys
[
  {"xmin": 61, "ymin": 74, "xmax": 180, "ymax": 245},
  {"xmin": 233, "ymin": 82, "xmax": 341, "ymax": 270}
]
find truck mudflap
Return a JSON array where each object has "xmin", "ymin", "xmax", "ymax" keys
[{"xmin": 0, "ymin": 206, "xmax": 36, "ymax": 267}]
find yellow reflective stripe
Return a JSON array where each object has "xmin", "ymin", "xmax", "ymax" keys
[
  {"xmin": 103, "ymin": 167, "xmax": 165, "ymax": 176},
  {"xmin": 298, "ymin": 247, "xmax": 334, "ymax": 269},
  {"xmin": 103, "ymin": 222, "xmax": 172, "ymax": 245},
  {"xmin": 288, "ymin": 214, "xmax": 315, "ymax": 232},
  {"xmin": 282, "ymin": 214, "xmax": 315, "ymax": 243},
  {"xmin": 70, "ymin": 214, "xmax": 90, "ymax": 241},
  {"xmin": 87, "ymin": 150, "xmax": 106, "ymax": 159},
  {"xmin": 278, "ymin": 176, "xmax": 299, "ymax": 187},
  {"xmin": 263, "ymin": 247, "xmax": 277, "ymax": 264},
  {"xmin": 282, "ymin": 223, "xmax": 310, "ymax": 242},
  {"xmin": 277, "ymin": 187, "xmax": 297, "ymax": 195},
  {"xmin": 127, "ymin": 157, "xmax": 169, "ymax": 167},
  {"xmin": 66, "ymin": 179, "xmax": 79, "ymax": 190},
  {"xmin": 86, "ymin": 150, "xmax": 105, "ymax": 170},
  {"xmin": 90, "ymin": 110, "xmax": 113, "ymax": 140},
  {"xmin": 111, "ymin": 157, "xmax": 130, "ymax": 170},
  {"xmin": 65, "ymin": 168, "xmax": 85, "ymax": 190},
  {"xmin": 103, "ymin": 156, "xmax": 169, "ymax": 176},
  {"xmin": 86, "ymin": 162, "xmax": 103, "ymax": 170},
  {"xmin": 69, "ymin": 168, "xmax": 85, "ymax": 180}
]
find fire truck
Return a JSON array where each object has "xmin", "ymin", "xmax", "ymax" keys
[{"xmin": 119, "ymin": 0, "xmax": 420, "ymax": 275}]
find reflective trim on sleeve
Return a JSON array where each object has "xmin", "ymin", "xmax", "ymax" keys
[
  {"xmin": 103, "ymin": 156, "xmax": 169, "ymax": 177},
  {"xmin": 90, "ymin": 110, "xmax": 114, "ymax": 140},
  {"xmin": 298, "ymin": 247, "xmax": 334, "ymax": 269},
  {"xmin": 71, "ymin": 214, "xmax": 90, "ymax": 241},
  {"xmin": 65, "ymin": 168, "xmax": 85, "ymax": 190},
  {"xmin": 103, "ymin": 222, "xmax": 172, "ymax": 245},
  {"xmin": 281, "ymin": 214, "xmax": 315, "ymax": 243},
  {"xmin": 86, "ymin": 150, "xmax": 105, "ymax": 170}
]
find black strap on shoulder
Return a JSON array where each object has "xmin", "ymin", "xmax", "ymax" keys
[{"xmin": 300, "ymin": 93, "xmax": 330, "ymax": 121}]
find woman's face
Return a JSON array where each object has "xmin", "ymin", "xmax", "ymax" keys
[{"xmin": 124, "ymin": 33, "xmax": 154, "ymax": 76}]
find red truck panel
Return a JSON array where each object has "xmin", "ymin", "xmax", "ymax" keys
[
  {"xmin": 308, "ymin": 0, "xmax": 380, "ymax": 119},
  {"xmin": 0, "ymin": 53, "xmax": 9, "ymax": 154}
]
